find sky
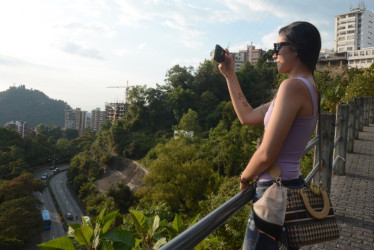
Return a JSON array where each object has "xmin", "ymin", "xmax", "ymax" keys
[{"xmin": 1, "ymin": 0, "xmax": 373, "ymax": 112}]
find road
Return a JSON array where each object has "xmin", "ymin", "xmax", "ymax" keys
[
  {"xmin": 28, "ymin": 164, "xmax": 85, "ymax": 249},
  {"xmin": 50, "ymin": 170, "xmax": 85, "ymax": 223}
]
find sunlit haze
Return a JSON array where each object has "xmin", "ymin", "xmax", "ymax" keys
[{"xmin": 0, "ymin": 0, "xmax": 373, "ymax": 111}]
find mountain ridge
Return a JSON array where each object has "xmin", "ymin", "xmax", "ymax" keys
[{"xmin": 0, "ymin": 85, "xmax": 71, "ymax": 129}]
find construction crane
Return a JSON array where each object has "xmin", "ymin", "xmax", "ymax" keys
[{"xmin": 106, "ymin": 81, "xmax": 134, "ymax": 104}]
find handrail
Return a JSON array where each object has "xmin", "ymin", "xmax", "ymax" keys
[
  {"xmin": 159, "ymin": 97, "xmax": 373, "ymax": 250},
  {"xmin": 159, "ymin": 184, "xmax": 256, "ymax": 250}
]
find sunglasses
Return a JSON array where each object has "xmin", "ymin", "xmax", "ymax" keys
[{"xmin": 274, "ymin": 42, "xmax": 291, "ymax": 55}]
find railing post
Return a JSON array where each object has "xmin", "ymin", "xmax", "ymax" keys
[
  {"xmin": 370, "ymin": 97, "xmax": 374, "ymax": 124},
  {"xmin": 363, "ymin": 97, "xmax": 370, "ymax": 126},
  {"xmin": 347, "ymin": 100, "xmax": 355, "ymax": 153},
  {"xmin": 312, "ymin": 113, "xmax": 335, "ymax": 194},
  {"xmin": 358, "ymin": 97, "xmax": 364, "ymax": 132},
  {"xmin": 354, "ymin": 98, "xmax": 360, "ymax": 138},
  {"xmin": 333, "ymin": 103, "xmax": 348, "ymax": 175}
]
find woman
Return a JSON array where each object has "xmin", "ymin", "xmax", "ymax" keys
[{"xmin": 218, "ymin": 21, "xmax": 321, "ymax": 249}]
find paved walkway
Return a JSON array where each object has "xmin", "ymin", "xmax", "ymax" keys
[{"xmin": 302, "ymin": 124, "xmax": 374, "ymax": 249}]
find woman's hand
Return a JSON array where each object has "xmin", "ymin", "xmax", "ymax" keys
[
  {"xmin": 240, "ymin": 181, "xmax": 252, "ymax": 191},
  {"xmin": 239, "ymin": 175, "xmax": 257, "ymax": 191},
  {"xmin": 218, "ymin": 49, "xmax": 235, "ymax": 79}
]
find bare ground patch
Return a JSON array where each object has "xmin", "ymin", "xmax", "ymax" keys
[{"xmin": 97, "ymin": 156, "xmax": 148, "ymax": 193}]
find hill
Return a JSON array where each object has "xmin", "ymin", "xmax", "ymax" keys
[{"xmin": 0, "ymin": 85, "xmax": 71, "ymax": 128}]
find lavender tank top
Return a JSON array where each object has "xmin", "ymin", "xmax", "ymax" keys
[{"xmin": 259, "ymin": 77, "xmax": 318, "ymax": 181}]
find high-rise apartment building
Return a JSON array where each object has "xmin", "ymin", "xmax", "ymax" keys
[
  {"xmin": 91, "ymin": 108, "xmax": 107, "ymax": 132},
  {"xmin": 335, "ymin": 4, "xmax": 374, "ymax": 68},
  {"xmin": 64, "ymin": 108, "xmax": 88, "ymax": 133},
  {"xmin": 335, "ymin": 5, "xmax": 374, "ymax": 53}
]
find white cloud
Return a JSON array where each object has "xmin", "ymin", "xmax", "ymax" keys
[
  {"xmin": 114, "ymin": 49, "xmax": 133, "ymax": 57},
  {"xmin": 115, "ymin": 0, "xmax": 154, "ymax": 27},
  {"xmin": 138, "ymin": 43, "xmax": 148, "ymax": 49},
  {"xmin": 61, "ymin": 21, "xmax": 115, "ymax": 38},
  {"xmin": 55, "ymin": 41, "xmax": 104, "ymax": 60}
]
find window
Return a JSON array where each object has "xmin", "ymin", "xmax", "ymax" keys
[{"xmin": 360, "ymin": 51, "xmax": 365, "ymax": 56}]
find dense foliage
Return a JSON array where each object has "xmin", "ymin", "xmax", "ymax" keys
[
  {"xmin": 0, "ymin": 173, "xmax": 44, "ymax": 249},
  {"xmin": 2, "ymin": 55, "xmax": 374, "ymax": 249},
  {"xmin": 0, "ymin": 125, "xmax": 84, "ymax": 246},
  {"xmin": 62, "ymin": 60, "xmax": 373, "ymax": 248},
  {"xmin": 0, "ymin": 85, "xmax": 71, "ymax": 128}
]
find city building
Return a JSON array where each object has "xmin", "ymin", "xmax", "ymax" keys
[
  {"xmin": 334, "ymin": 4, "xmax": 374, "ymax": 68},
  {"xmin": 105, "ymin": 102, "xmax": 129, "ymax": 124},
  {"xmin": 4, "ymin": 120, "xmax": 33, "ymax": 138},
  {"xmin": 347, "ymin": 47, "xmax": 374, "ymax": 68},
  {"xmin": 64, "ymin": 108, "xmax": 88, "ymax": 133},
  {"xmin": 318, "ymin": 50, "xmax": 348, "ymax": 68},
  {"xmin": 335, "ymin": 4, "xmax": 374, "ymax": 52},
  {"xmin": 91, "ymin": 108, "xmax": 107, "ymax": 132}
]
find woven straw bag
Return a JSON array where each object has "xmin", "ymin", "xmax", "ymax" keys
[{"xmin": 284, "ymin": 185, "xmax": 339, "ymax": 247}]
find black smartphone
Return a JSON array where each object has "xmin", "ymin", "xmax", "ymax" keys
[{"xmin": 214, "ymin": 44, "xmax": 225, "ymax": 63}]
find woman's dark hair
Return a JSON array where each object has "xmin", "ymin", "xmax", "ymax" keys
[{"xmin": 279, "ymin": 21, "xmax": 321, "ymax": 72}]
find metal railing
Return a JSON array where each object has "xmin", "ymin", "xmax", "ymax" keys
[{"xmin": 160, "ymin": 96, "xmax": 374, "ymax": 250}]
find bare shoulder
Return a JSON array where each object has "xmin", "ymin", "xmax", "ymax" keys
[{"xmin": 278, "ymin": 78, "xmax": 311, "ymax": 99}]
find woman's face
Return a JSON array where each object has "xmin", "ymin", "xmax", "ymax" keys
[{"xmin": 273, "ymin": 35, "xmax": 297, "ymax": 74}]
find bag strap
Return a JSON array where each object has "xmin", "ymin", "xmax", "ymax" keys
[
  {"xmin": 318, "ymin": 91, "xmax": 322, "ymax": 172},
  {"xmin": 299, "ymin": 188, "xmax": 331, "ymax": 219}
]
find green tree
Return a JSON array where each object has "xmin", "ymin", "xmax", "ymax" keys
[
  {"xmin": 65, "ymin": 128, "xmax": 79, "ymax": 140},
  {"xmin": 344, "ymin": 67, "xmax": 374, "ymax": 101},
  {"xmin": 0, "ymin": 196, "xmax": 43, "ymax": 242},
  {"xmin": 169, "ymin": 86, "xmax": 198, "ymax": 122},
  {"xmin": 35, "ymin": 124, "xmax": 63, "ymax": 141},
  {"xmin": 0, "ymin": 174, "xmax": 43, "ymax": 247},
  {"xmin": 0, "ymin": 173, "xmax": 43, "ymax": 202},
  {"xmin": 175, "ymin": 108, "xmax": 201, "ymax": 135},
  {"xmin": 107, "ymin": 182, "xmax": 135, "ymax": 214},
  {"xmin": 165, "ymin": 64, "xmax": 195, "ymax": 90},
  {"xmin": 197, "ymin": 91, "xmax": 220, "ymax": 131},
  {"xmin": 236, "ymin": 62, "xmax": 273, "ymax": 107},
  {"xmin": 200, "ymin": 177, "xmax": 252, "ymax": 249},
  {"xmin": 193, "ymin": 60, "xmax": 228, "ymax": 101},
  {"xmin": 136, "ymin": 138, "xmax": 214, "ymax": 214}
]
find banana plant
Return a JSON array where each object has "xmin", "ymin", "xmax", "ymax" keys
[
  {"xmin": 38, "ymin": 209, "xmax": 135, "ymax": 250},
  {"xmin": 129, "ymin": 210, "xmax": 167, "ymax": 249}
]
